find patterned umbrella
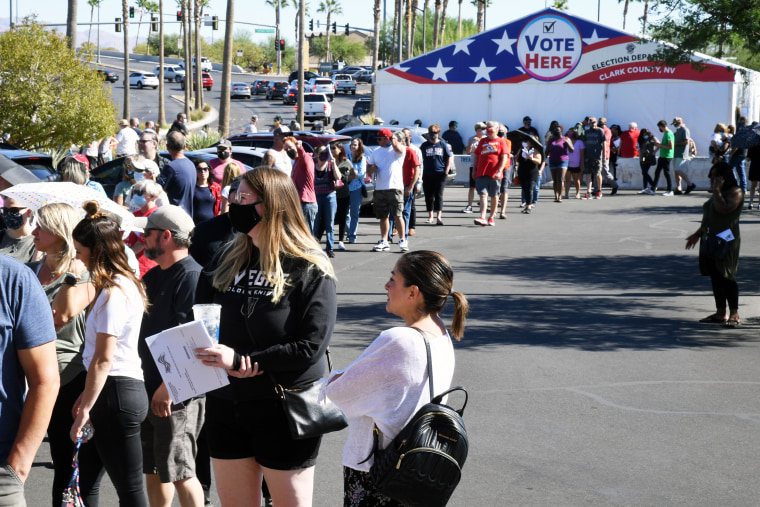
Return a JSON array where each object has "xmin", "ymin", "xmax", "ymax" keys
[{"xmin": 2, "ymin": 182, "xmax": 140, "ymax": 231}]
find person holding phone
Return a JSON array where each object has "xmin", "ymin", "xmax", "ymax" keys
[{"xmin": 517, "ymin": 135, "xmax": 543, "ymax": 214}]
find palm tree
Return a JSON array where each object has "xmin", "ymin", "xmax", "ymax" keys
[
  {"xmin": 289, "ymin": 0, "xmax": 309, "ymax": 49},
  {"xmin": 411, "ymin": 0, "xmax": 419, "ymax": 57},
  {"xmin": 372, "ymin": 0, "xmax": 381, "ymax": 70},
  {"xmin": 180, "ymin": 0, "xmax": 192, "ymax": 116},
  {"xmin": 473, "ymin": 0, "xmax": 484, "ymax": 33},
  {"xmin": 405, "ymin": 0, "xmax": 413, "ymax": 60},
  {"xmin": 194, "ymin": 0, "xmax": 204, "ymax": 110},
  {"xmin": 457, "ymin": 0, "xmax": 463, "ymax": 40},
  {"xmin": 219, "ymin": 0, "xmax": 235, "ymax": 137},
  {"xmin": 422, "ymin": 0, "xmax": 429, "ymax": 53},
  {"xmin": 641, "ymin": 0, "xmax": 649, "ymax": 33},
  {"xmin": 266, "ymin": 0, "xmax": 285, "ymax": 74},
  {"xmin": 158, "ymin": 0, "xmax": 165, "ymax": 127},
  {"xmin": 433, "ymin": 0, "xmax": 441, "ymax": 48},
  {"xmin": 620, "ymin": 0, "xmax": 630, "ymax": 30},
  {"xmin": 87, "ymin": 0, "xmax": 101, "ymax": 50},
  {"xmin": 122, "ymin": 0, "xmax": 130, "ymax": 119},
  {"xmin": 319, "ymin": 0, "xmax": 343, "ymax": 63},
  {"xmin": 67, "ymin": 0, "xmax": 78, "ymax": 50},
  {"xmin": 438, "ymin": 0, "xmax": 449, "ymax": 46}
]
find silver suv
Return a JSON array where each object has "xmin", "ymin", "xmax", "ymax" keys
[{"xmin": 306, "ymin": 77, "xmax": 335, "ymax": 102}]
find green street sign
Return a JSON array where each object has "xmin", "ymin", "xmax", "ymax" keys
[{"xmin": 255, "ymin": 29, "xmax": 275, "ymax": 33}]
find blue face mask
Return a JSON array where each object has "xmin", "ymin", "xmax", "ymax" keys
[
  {"xmin": 2, "ymin": 212, "xmax": 24, "ymax": 230},
  {"xmin": 643, "ymin": 135, "xmax": 649, "ymax": 140},
  {"xmin": 131, "ymin": 194, "xmax": 147, "ymax": 208}
]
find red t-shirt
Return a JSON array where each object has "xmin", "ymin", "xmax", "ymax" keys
[
  {"xmin": 475, "ymin": 137, "xmax": 510, "ymax": 178},
  {"xmin": 125, "ymin": 206, "xmax": 158, "ymax": 278},
  {"xmin": 619, "ymin": 129, "xmax": 640, "ymax": 158},
  {"xmin": 402, "ymin": 147, "xmax": 420, "ymax": 186}
]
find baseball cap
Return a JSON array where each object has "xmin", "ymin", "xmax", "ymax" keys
[
  {"xmin": 130, "ymin": 157, "xmax": 159, "ymax": 177},
  {"xmin": 119, "ymin": 118, "xmax": 129, "ymax": 126},
  {"xmin": 377, "ymin": 127, "xmax": 393, "ymax": 138},
  {"xmin": 449, "ymin": 120, "xmax": 458, "ymax": 127},
  {"xmin": 272, "ymin": 126, "xmax": 291, "ymax": 136},
  {"xmin": 218, "ymin": 139, "xmax": 232, "ymax": 149},
  {"xmin": 0, "ymin": 155, "xmax": 40, "ymax": 186},
  {"xmin": 72, "ymin": 154, "xmax": 90, "ymax": 170},
  {"xmin": 273, "ymin": 115, "xmax": 283, "ymax": 121},
  {"xmin": 523, "ymin": 116, "xmax": 532, "ymax": 122},
  {"xmin": 475, "ymin": 122, "xmax": 487, "ymax": 130},
  {"xmin": 671, "ymin": 117, "xmax": 683, "ymax": 126},
  {"xmin": 133, "ymin": 205, "xmax": 195, "ymax": 240}
]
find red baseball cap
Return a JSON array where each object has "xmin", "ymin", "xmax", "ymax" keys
[
  {"xmin": 72, "ymin": 153, "xmax": 90, "ymax": 170},
  {"xmin": 377, "ymin": 128, "xmax": 393, "ymax": 138}
]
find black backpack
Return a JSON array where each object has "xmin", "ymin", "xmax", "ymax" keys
[{"xmin": 365, "ymin": 329, "xmax": 469, "ymax": 506}]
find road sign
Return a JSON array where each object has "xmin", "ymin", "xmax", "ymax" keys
[
  {"xmin": 255, "ymin": 28, "xmax": 275, "ymax": 33},
  {"xmin": 237, "ymin": 50, "xmax": 243, "ymax": 57}
]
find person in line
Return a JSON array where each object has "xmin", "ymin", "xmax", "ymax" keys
[
  {"xmin": 729, "ymin": 116, "xmax": 749, "ymax": 192},
  {"xmin": 194, "ymin": 167, "xmax": 337, "ymax": 507},
  {"xmin": 70, "ymin": 201, "xmax": 150, "ymax": 506},
  {"xmin": 583, "ymin": 117, "xmax": 605, "ymax": 200},
  {"xmin": 209, "ymin": 140, "xmax": 244, "ymax": 185},
  {"xmin": 368, "ymin": 129, "xmax": 408, "ymax": 252},
  {"xmin": 269, "ymin": 115, "xmax": 284, "ymax": 132},
  {"xmin": 441, "ymin": 120, "xmax": 465, "ymax": 154},
  {"xmin": 517, "ymin": 135, "xmax": 544, "ymax": 214},
  {"xmin": 331, "ymin": 143, "xmax": 353, "ymax": 251},
  {"xmin": 637, "ymin": 128, "xmax": 659, "ymax": 195},
  {"xmin": 193, "ymin": 160, "xmax": 222, "ymax": 224},
  {"xmin": 266, "ymin": 127, "xmax": 294, "ymax": 175},
  {"xmin": 116, "ymin": 119, "xmax": 140, "ymax": 158},
  {"xmin": 244, "ymin": 115, "xmax": 258, "ymax": 133},
  {"xmin": 288, "ymin": 137, "xmax": 318, "ymax": 233},
  {"xmin": 462, "ymin": 123, "xmax": 486, "ymax": 213},
  {"xmin": 324, "ymin": 250, "xmax": 468, "ymax": 506},
  {"xmin": 546, "ymin": 124, "xmax": 573, "ymax": 203},
  {"xmin": 598, "ymin": 117, "xmax": 619, "ymax": 196},
  {"xmin": 158, "ymin": 131, "xmax": 196, "ymax": 216},
  {"xmin": 746, "ymin": 142, "xmax": 760, "ymax": 209},
  {"xmin": 0, "ymin": 254, "xmax": 59, "ymax": 506},
  {"xmin": 389, "ymin": 130, "xmax": 421, "ymax": 238},
  {"xmin": 565, "ymin": 130, "xmax": 585, "ymax": 199},
  {"xmin": 136, "ymin": 206, "xmax": 206, "ymax": 507},
  {"xmin": 685, "ymin": 162, "xmax": 743, "ymax": 328},
  {"xmin": 709, "ymin": 123, "xmax": 730, "ymax": 164},
  {"xmin": 653, "ymin": 120, "xmax": 675, "ymax": 196},
  {"xmin": 420, "ymin": 124, "xmax": 452, "ymax": 225},
  {"xmin": 472, "ymin": 121, "xmax": 509, "ymax": 226},
  {"xmin": 313, "ymin": 145, "xmax": 343, "ymax": 258},
  {"xmin": 138, "ymin": 130, "xmax": 170, "ymax": 173},
  {"xmin": 169, "ymin": 113, "xmax": 189, "ymax": 136},
  {"xmin": 125, "ymin": 179, "xmax": 165, "ymax": 277},
  {"xmin": 0, "ymin": 197, "xmax": 38, "ymax": 262},
  {"xmin": 619, "ymin": 122, "xmax": 640, "ymax": 160},
  {"xmin": 219, "ymin": 162, "xmax": 244, "ymax": 215},
  {"xmin": 29, "ymin": 203, "xmax": 100, "ymax": 507},
  {"xmin": 495, "ymin": 124, "xmax": 513, "ymax": 219},
  {"xmin": 130, "ymin": 118, "xmax": 142, "ymax": 136},
  {"xmin": 347, "ymin": 138, "xmax": 367, "ymax": 244},
  {"xmin": 672, "ymin": 117, "xmax": 697, "ymax": 195}
]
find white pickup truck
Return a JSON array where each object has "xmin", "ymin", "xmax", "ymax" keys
[
  {"xmin": 307, "ymin": 77, "xmax": 335, "ymax": 101},
  {"xmin": 153, "ymin": 65, "xmax": 185, "ymax": 82},
  {"xmin": 332, "ymin": 74, "xmax": 357, "ymax": 95},
  {"xmin": 300, "ymin": 93, "xmax": 332, "ymax": 124}
]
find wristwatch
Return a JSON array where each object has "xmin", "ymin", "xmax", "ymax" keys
[{"xmin": 63, "ymin": 272, "xmax": 80, "ymax": 286}]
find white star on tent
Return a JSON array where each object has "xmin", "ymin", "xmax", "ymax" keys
[
  {"xmin": 515, "ymin": 66, "xmax": 526, "ymax": 74},
  {"xmin": 394, "ymin": 65, "xmax": 410, "ymax": 72},
  {"xmin": 584, "ymin": 29, "xmax": 607, "ymax": 46},
  {"xmin": 427, "ymin": 59, "xmax": 453, "ymax": 81},
  {"xmin": 470, "ymin": 59, "xmax": 497, "ymax": 82},
  {"xmin": 453, "ymin": 38, "xmax": 475, "ymax": 55},
  {"xmin": 492, "ymin": 30, "xmax": 518, "ymax": 55}
]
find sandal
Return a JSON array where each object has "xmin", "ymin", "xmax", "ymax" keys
[
  {"xmin": 699, "ymin": 314, "xmax": 727, "ymax": 324},
  {"xmin": 725, "ymin": 316, "xmax": 741, "ymax": 328},
  {"xmin": 436, "ymin": 219, "xmax": 444, "ymax": 226}
]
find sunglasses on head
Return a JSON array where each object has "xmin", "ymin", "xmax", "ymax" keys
[{"xmin": 132, "ymin": 189, "xmax": 145, "ymax": 197}]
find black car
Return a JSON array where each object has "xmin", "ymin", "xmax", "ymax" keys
[
  {"xmin": 287, "ymin": 70, "xmax": 319, "ymax": 83},
  {"xmin": 251, "ymin": 80, "xmax": 270, "ymax": 95},
  {"xmin": 97, "ymin": 69, "xmax": 119, "ymax": 83},
  {"xmin": 0, "ymin": 143, "xmax": 58, "ymax": 181},
  {"xmin": 352, "ymin": 98, "xmax": 372, "ymax": 116},
  {"xmin": 265, "ymin": 81, "xmax": 289, "ymax": 100}
]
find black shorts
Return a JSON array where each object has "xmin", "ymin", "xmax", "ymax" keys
[
  {"xmin": 205, "ymin": 396, "xmax": 321, "ymax": 470},
  {"xmin": 468, "ymin": 168, "xmax": 476, "ymax": 188}
]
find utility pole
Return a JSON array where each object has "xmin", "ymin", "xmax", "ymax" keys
[
  {"xmin": 298, "ymin": 0, "xmax": 305, "ymax": 127},
  {"xmin": 276, "ymin": 1, "xmax": 282, "ymax": 75}
]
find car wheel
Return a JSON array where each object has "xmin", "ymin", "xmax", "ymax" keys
[
  {"xmin": 153, "ymin": 86, "xmax": 157, "ymax": 89},
  {"xmin": 138, "ymin": 81, "xmax": 144, "ymax": 89},
  {"xmin": 206, "ymin": 87, "xmax": 211, "ymax": 91},
  {"xmin": 328, "ymin": 95, "xmax": 334, "ymax": 102},
  {"xmin": 175, "ymin": 76, "xmax": 181, "ymax": 83},
  {"xmin": 352, "ymin": 90, "xmax": 356, "ymax": 95},
  {"xmin": 181, "ymin": 82, "xmax": 185, "ymax": 90}
]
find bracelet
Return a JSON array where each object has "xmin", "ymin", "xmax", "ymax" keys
[{"xmin": 232, "ymin": 352, "xmax": 241, "ymax": 370}]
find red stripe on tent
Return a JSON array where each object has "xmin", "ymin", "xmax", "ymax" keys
[
  {"xmin": 385, "ymin": 67, "xmax": 533, "ymax": 84},
  {"xmin": 582, "ymin": 35, "xmax": 638, "ymax": 53},
  {"xmin": 567, "ymin": 61, "xmax": 735, "ymax": 83}
]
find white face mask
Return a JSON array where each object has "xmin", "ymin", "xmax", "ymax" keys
[
  {"xmin": 522, "ymin": 142, "xmax": 529, "ymax": 149},
  {"xmin": 133, "ymin": 171, "xmax": 145, "ymax": 181}
]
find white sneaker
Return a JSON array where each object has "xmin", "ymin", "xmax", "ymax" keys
[
  {"xmin": 638, "ymin": 188, "xmax": 648, "ymax": 194},
  {"xmin": 462, "ymin": 205, "xmax": 473, "ymax": 213},
  {"xmin": 398, "ymin": 238, "xmax": 409, "ymax": 252},
  {"xmin": 337, "ymin": 241, "xmax": 346, "ymax": 251},
  {"xmin": 644, "ymin": 188, "xmax": 656, "ymax": 195},
  {"xmin": 661, "ymin": 191, "xmax": 674, "ymax": 196},
  {"xmin": 372, "ymin": 240, "xmax": 390, "ymax": 252}
]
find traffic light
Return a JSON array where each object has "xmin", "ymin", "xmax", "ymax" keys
[
  {"xmin": 129, "ymin": 6, "xmax": 135, "ymax": 18},
  {"xmin": 151, "ymin": 15, "xmax": 158, "ymax": 32},
  {"xmin": 345, "ymin": 23, "xmax": 349, "ymax": 35},
  {"xmin": 279, "ymin": 40, "xmax": 285, "ymax": 51},
  {"xmin": 332, "ymin": 22, "xmax": 336, "ymax": 34},
  {"xmin": 212, "ymin": 16, "xmax": 218, "ymax": 30},
  {"xmin": 309, "ymin": 19, "xmax": 313, "ymax": 31},
  {"xmin": 176, "ymin": 11, "xmax": 182, "ymax": 21},
  {"xmin": 274, "ymin": 39, "xmax": 279, "ymax": 50},
  {"xmin": 115, "ymin": 17, "xmax": 122, "ymax": 32}
]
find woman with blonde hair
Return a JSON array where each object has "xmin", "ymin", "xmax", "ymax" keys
[
  {"xmin": 219, "ymin": 161, "xmax": 243, "ymax": 213},
  {"xmin": 194, "ymin": 167, "xmax": 337, "ymax": 507},
  {"xmin": 70, "ymin": 201, "xmax": 150, "ymax": 506},
  {"xmin": 125, "ymin": 179, "xmax": 165, "ymax": 276},
  {"xmin": 30, "ymin": 203, "xmax": 100, "ymax": 506},
  {"xmin": 325, "ymin": 250, "xmax": 468, "ymax": 506}
]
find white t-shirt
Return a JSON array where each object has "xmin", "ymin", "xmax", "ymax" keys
[
  {"xmin": 244, "ymin": 124, "xmax": 258, "ymax": 133},
  {"xmin": 83, "ymin": 275, "xmax": 145, "ymax": 380},
  {"xmin": 324, "ymin": 326, "xmax": 455, "ymax": 471},
  {"xmin": 368, "ymin": 145, "xmax": 405, "ymax": 190},
  {"xmin": 115, "ymin": 127, "xmax": 139, "ymax": 156}
]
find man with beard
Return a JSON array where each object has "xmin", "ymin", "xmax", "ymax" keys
[
  {"xmin": 135, "ymin": 205, "xmax": 206, "ymax": 507},
  {"xmin": 209, "ymin": 139, "xmax": 243, "ymax": 184},
  {"xmin": 138, "ymin": 130, "xmax": 169, "ymax": 172},
  {"xmin": 287, "ymin": 137, "xmax": 318, "ymax": 233}
]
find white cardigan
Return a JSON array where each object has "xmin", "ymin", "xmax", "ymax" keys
[{"xmin": 324, "ymin": 326, "xmax": 455, "ymax": 472}]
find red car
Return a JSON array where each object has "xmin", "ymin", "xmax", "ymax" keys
[{"xmin": 181, "ymin": 72, "xmax": 213, "ymax": 91}]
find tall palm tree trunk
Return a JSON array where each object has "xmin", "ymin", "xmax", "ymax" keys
[
  {"xmin": 135, "ymin": 10, "xmax": 143, "ymax": 53},
  {"xmin": 219, "ymin": 0, "xmax": 234, "ymax": 137},
  {"xmin": 194, "ymin": 0, "xmax": 203, "ymax": 110},
  {"xmin": 642, "ymin": 0, "xmax": 649, "ymax": 33},
  {"xmin": 372, "ymin": 0, "xmax": 381, "ymax": 70},
  {"xmin": 182, "ymin": 0, "xmax": 191, "ymax": 119},
  {"xmin": 438, "ymin": 0, "xmax": 448, "ymax": 45},
  {"xmin": 405, "ymin": 0, "xmax": 413, "ymax": 60},
  {"xmin": 433, "ymin": 0, "xmax": 441, "ymax": 49},
  {"xmin": 326, "ymin": 10, "xmax": 332, "ymax": 63},
  {"xmin": 158, "ymin": 0, "xmax": 165, "ymax": 127},
  {"xmin": 410, "ymin": 0, "xmax": 419, "ymax": 57},
  {"xmin": 88, "ymin": 4, "xmax": 95, "ymax": 49},
  {"xmin": 622, "ymin": 0, "xmax": 630, "ymax": 30},
  {"xmin": 67, "ymin": 0, "xmax": 78, "ymax": 50},
  {"xmin": 122, "ymin": 0, "xmax": 130, "ymax": 119},
  {"xmin": 457, "ymin": 0, "xmax": 462, "ymax": 40}
]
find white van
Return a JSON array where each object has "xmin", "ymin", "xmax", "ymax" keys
[{"xmin": 192, "ymin": 56, "xmax": 212, "ymax": 72}]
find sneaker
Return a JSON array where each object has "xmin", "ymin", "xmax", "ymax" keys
[
  {"xmin": 398, "ymin": 238, "xmax": 409, "ymax": 251},
  {"xmin": 673, "ymin": 189, "xmax": 683, "ymax": 195},
  {"xmin": 326, "ymin": 250, "xmax": 336, "ymax": 258},
  {"xmin": 643, "ymin": 188, "xmax": 656, "ymax": 195},
  {"xmin": 575, "ymin": 192, "xmax": 581, "ymax": 199},
  {"xmin": 610, "ymin": 185, "xmax": 618, "ymax": 196},
  {"xmin": 372, "ymin": 240, "xmax": 390, "ymax": 252},
  {"xmin": 337, "ymin": 241, "xmax": 346, "ymax": 251},
  {"xmin": 583, "ymin": 193, "xmax": 590, "ymax": 200},
  {"xmin": 499, "ymin": 212, "xmax": 507, "ymax": 219},
  {"xmin": 638, "ymin": 188, "xmax": 648, "ymax": 194},
  {"xmin": 462, "ymin": 205, "xmax": 473, "ymax": 213},
  {"xmin": 685, "ymin": 183, "xmax": 696, "ymax": 194},
  {"xmin": 594, "ymin": 191, "xmax": 602, "ymax": 199},
  {"xmin": 662, "ymin": 191, "xmax": 674, "ymax": 196},
  {"xmin": 748, "ymin": 203, "xmax": 753, "ymax": 210},
  {"xmin": 487, "ymin": 217, "xmax": 495, "ymax": 226},
  {"xmin": 474, "ymin": 217, "xmax": 488, "ymax": 226}
]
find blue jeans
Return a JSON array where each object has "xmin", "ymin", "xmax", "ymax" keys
[
  {"xmin": 388, "ymin": 192, "xmax": 413, "ymax": 240},
  {"xmin": 315, "ymin": 192, "xmax": 337, "ymax": 251},
  {"xmin": 731, "ymin": 155, "xmax": 747, "ymax": 192},
  {"xmin": 348, "ymin": 188, "xmax": 363, "ymax": 243},
  {"xmin": 301, "ymin": 202, "xmax": 318, "ymax": 235}
]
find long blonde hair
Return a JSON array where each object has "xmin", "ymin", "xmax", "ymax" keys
[
  {"xmin": 35, "ymin": 203, "xmax": 80, "ymax": 276},
  {"xmin": 221, "ymin": 161, "xmax": 242, "ymax": 190},
  {"xmin": 212, "ymin": 167, "xmax": 334, "ymax": 302}
]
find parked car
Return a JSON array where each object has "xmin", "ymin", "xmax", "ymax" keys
[
  {"xmin": 352, "ymin": 97, "xmax": 372, "ymax": 116},
  {"xmin": 97, "ymin": 69, "xmax": 119, "ymax": 83},
  {"xmin": 298, "ymin": 93, "xmax": 332, "ymax": 123},
  {"xmin": 266, "ymin": 81, "xmax": 289, "ymax": 100},
  {"xmin": 230, "ymin": 82, "xmax": 251, "ymax": 99},
  {"xmin": 287, "ymin": 70, "xmax": 319, "ymax": 83},
  {"xmin": 0, "ymin": 143, "xmax": 58, "ymax": 182},
  {"xmin": 193, "ymin": 56, "xmax": 213, "ymax": 72},
  {"xmin": 153, "ymin": 65, "xmax": 185, "ymax": 82},
  {"xmin": 329, "ymin": 65, "xmax": 364, "ymax": 77},
  {"xmin": 351, "ymin": 69, "xmax": 374, "ymax": 83},
  {"xmin": 283, "ymin": 85, "xmax": 298, "ymax": 105},
  {"xmin": 181, "ymin": 72, "xmax": 213, "ymax": 91},
  {"xmin": 333, "ymin": 74, "xmax": 357, "ymax": 95},
  {"xmin": 128, "ymin": 72, "xmax": 159, "ymax": 89},
  {"xmin": 336, "ymin": 125, "xmax": 456, "ymax": 182},
  {"xmin": 251, "ymin": 79, "xmax": 270, "ymax": 95},
  {"xmin": 306, "ymin": 77, "xmax": 335, "ymax": 101},
  {"xmin": 225, "ymin": 131, "xmax": 350, "ymax": 154}
]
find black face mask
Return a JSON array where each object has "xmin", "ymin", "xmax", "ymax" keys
[
  {"xmin": 218, "ymin": 151, "xmax": 231, "ymax": 160},
  {"xmin": 228, "ymin": 202, "xmax": 263, "ymax": 234},
  {"xmin": 286, "ymin": 148, "xmax": 298, "ymax": 160}
]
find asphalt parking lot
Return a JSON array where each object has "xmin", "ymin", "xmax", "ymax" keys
[{"xmin": 25, "ymin": 185, "xmax": 760, "ymax": 506}]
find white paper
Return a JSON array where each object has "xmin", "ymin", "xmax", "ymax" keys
[
  {"xmin": 716, "ymin": 229, "xmax": 735, "ymax": 242},
  {"xmin": 145, "ymin": 320, "xmax": 229, "ymax": 404}
]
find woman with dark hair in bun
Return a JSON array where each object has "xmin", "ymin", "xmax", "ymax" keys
[
  {"xmin": 70, "ymin": 200, "xmax": 150, "ymax": 507},
  {"xmin": 325, "ymin": 250, "xmax": 469, "ymax": 506}
]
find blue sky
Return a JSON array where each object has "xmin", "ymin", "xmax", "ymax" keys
[{"xmin": 9, "ymin": 0, "xmax": 648, "ymax": 50}]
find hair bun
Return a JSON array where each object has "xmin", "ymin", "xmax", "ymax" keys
[{"xmin": 82, "ymin": 200, "xmax": 101, "ymax": 218}]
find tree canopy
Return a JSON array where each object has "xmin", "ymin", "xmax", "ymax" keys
[{"xmin": 0, "ymin": 20, "xmax": 117, "ymax": 150}]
